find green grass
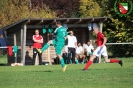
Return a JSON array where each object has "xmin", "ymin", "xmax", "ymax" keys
[
  {"xmin": 0, "ymin": 54, "xmax": 7, "ymax": 64},
  {"xmin": 0, "ymin": 58, "xmax": 133, "ymax": 88}
]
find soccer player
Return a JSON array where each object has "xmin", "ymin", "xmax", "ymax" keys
[
  {"xmin": 32, "ymin": 29, "xmax": 43, "ymax": 65},
  {"xmin": 83, "ymin": 26, "xmax": 123, "ymax": 71},
  {"xmin": 37, "ymin": 21, "xmax": 67, "ymax": 72}
]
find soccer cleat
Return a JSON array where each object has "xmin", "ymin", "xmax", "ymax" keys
[
  {"xmin": 82, "ymin": 68, "xmax": 88, "ymax": 71},
  {"xmin": 62, "ymin": 65, "xmax": 67, "ymax": 72},
  {"xmin": 119, "ymin": 60, "xmax": 123, "ymax": 67},
  {"xmin": 36, "ymin": 48, "xmax": 42, "ymax": 53}
]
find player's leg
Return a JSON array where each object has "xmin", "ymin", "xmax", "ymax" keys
[
  {"xmin": 75, "ymin": 54, "xmax": 79, "ymax": 60},
  {"xmin": 75, "ymin": 54, "xmax": 81, "ymax": 64},
  {"xmin": 75, "ymin": 54, "xmax": 79, "ymax": 64},
  {"xmin": 71, "ymin": 48, "xmax": 76, "ymax": 63},
  {"xmin": 32, "ymin": 48, "xmax": 38, "ymax": 65},
  {"xmin": 104, "ymin": 56, "xmax": 123, "ymax": 66},
  {"xmin": 83, "ymin": 46, "xmax": 101, "ymax": 70},
  {"xmin": 102, "ymin": 46, "xmax": 123, "ymax": 66},
  {"xmin": 37, "ymin": 51, "xmax": 42, "ymax": 65},
  {"xmin": 101, "ymin": 46, "xmax": 110, "ymax": 63},
  {"xmin": 37, "ymin": 40, "xmax": 53, "ymax": 53},
  {"xmin": 103, "ymin": 56, "xmax": 110, "ymax": 62},
  {"xmin": 62, "ymin": 53, "xmax": 67, "ymax": 64},
  {"xmin": 81, "ymin": 54, "xmax": 86, "ymax": 64},
  {"xmin": 83, "ymin": 55, "xmax": 96, "ymax": 70},
  {"xmin": 55, "ymin": 45, "xmax": 67, "ymax": 72},
  {"xmin": 67, "ymin": 48, "xmax": 71, "ymax": 64}
]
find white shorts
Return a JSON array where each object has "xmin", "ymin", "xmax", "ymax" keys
[{"xmin": 93, "ymin": 46, "xmax": 108, "ymax": 57}]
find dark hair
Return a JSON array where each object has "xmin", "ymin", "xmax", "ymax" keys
[
  {"xmin": 78, "ymin": 42, "xmax": 82, "ymax": 46},
  {"xmin": 77, "ymin": 42, "xmax": 81, "ymax": 44},
  {"xmin": 88, "ymin": 40, "xmax": 91, "ymax": 42},
  {"xmin": 56, "ymin": 21, "xmax": 62, "ymax": 25}
]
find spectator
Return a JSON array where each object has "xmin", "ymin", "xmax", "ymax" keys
[
  {"xmin": 32, "ymin": 29, "xmax": 43, "ymax": 65},
  {"xmin": 62, "ymin": 45, "xmax": 68, "ymax": 64},
  {"xmin": 67, "ymin": 31, "xmax": 77, "ymax": 64},
  {"xmin": 84, "ymin": 40, "xmax": 94, "ymax": 57},
  {"xmin": 76, "ymin": 42, "xmax": 85, "ymax": 64}
]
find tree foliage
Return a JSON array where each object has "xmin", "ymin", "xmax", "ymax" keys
[
  {"xmin": 0, "ymin": 0, "xmax": 56, "ymax": 28},
  {"xmin": 31, "ymin": 0, "xmax": 80, "ymax": 18},
  {"xmin": 79, "ymin": 0, "xmax": 133, "ymax": 56},
  {"xmin": 99, "ymin": 0, "xmax": 133, "ymax": 56},
  {"xmin": 79, "ymin": 0, "xmax": 102, "ymax": 17}
]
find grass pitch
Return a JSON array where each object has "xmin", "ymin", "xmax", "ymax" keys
[{"xmin": 0, "ymin": 58, "xmax": 133, "ymax": 88}]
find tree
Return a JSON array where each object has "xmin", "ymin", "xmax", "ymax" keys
[
  {"xmin": 79, "ymin": 0, "xmax": 102, "ymax": 17},
  {"xmin": 0, "ymin": 0, "xmax": 56, "ymax": 28},
  {"xmin": 31, "ymin": 0, "xmax": 80, "ymax": 18},
  {"xmin": 99, "ymin": 0, "xmax": 133, "ymax": 56},
  {"xmin": 79, "ymin": 0, "xmax": 133, "ymax": 56}
]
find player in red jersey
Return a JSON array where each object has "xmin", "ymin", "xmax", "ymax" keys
[
  {"xmin": 32, "ymin": 29, "xmax": 43, "ymax": 65},
  {"xmin": 83, "ymin": 26, "xmax": 123, "ymax": 71}
]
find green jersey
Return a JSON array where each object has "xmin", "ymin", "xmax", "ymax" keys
[{"xmin": 54, "ymin": 26, "xmax": 68, "ymax": 45}]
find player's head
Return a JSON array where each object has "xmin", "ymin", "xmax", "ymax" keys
[
  {"xmin": 77, "ymin": 42, "xmax": 81, "ymax": 47},
  {"xmin": 55, "ymin": 21, "xmax": 62, "ymax": 27},
  {"xmin": 69, "ymin": 31, "xmax": 74, "ymax": 36},
  {"xmin": 35, "ymin": 29, "xmax": 39, "ymax": 35},
  {"xmin": 87, "ymin": 40, "xmax": 92, "ymax": 45},
  {"xmin": 93, "ymin": 26, "xmax": 99, "ymax": 34}
]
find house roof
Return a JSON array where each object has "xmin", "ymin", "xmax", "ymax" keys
[{"xmin": 2, "ymin": 17, "xmax": 110, "ymax": 31}]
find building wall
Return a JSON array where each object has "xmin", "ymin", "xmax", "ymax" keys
[{"xmin": 6, "ymin": 28, "xmax": 89, "ymax": 65}]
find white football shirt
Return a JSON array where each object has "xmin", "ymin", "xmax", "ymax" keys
[
  {"xmin": 67, "ymin": 35, "xmax": 77, "ymax": 48},
  {"xmin": 85, "ymin": 44, "xmax": 94, "ymax": 52},
  {"xmin": 76, "ymin": 46, "xmax": 83, "ymax": 54}
]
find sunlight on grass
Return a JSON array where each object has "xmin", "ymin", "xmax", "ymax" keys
[
  {"xmin": 0, "ymin": 54, "xmax": 7, "ymax": 64},
  {"xmin": 0, "ymin": 58, "xmax": 133, "ymax": 88}
]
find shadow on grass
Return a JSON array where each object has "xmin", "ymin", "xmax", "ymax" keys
[
  {"xmin": 80, "ymin": 69, "xmax": 108, "ymax": 71},
  {"xmin": 32, "ymin": 70, "xmax": 52, "ymax": 72},
  {"xmin": 0, "ymin": 63, "xmax": 8, "ymax": 66},
  {"xmin": 44, "ymin": 70, "xmax": 52, "ymax": 72}
]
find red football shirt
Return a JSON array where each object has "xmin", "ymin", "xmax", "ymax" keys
[
  {"xmin": 33, "ymin": 35, "xmax": 43, "ymax": 48},
  {"xmin": 96, "ymin": 32, "xmax": 104, "ymax": 46}
]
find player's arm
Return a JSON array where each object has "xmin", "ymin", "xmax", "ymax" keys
[
  {"xmin": 32, "ymin": 35, "xmax": 37, "ymax": 42},
  {"xmin": 37, "ymin": 38, "xmax": 43, "ymax": 43},
  {"xmin": 47, "ymin": 33, "xmax": 54, "ymax": 36},
  {"xmin": 99, "ymin": 33, "xmax": 107, "ymax": 47},
  {"xmin": 64, "ymin": 31, "xmax": 68, "ymax": 40},
  {"xmin": 65, "ymin": 36, "xmax": 68, "ymax": 40},
  {"xmin": 75, "ymin": 37, "xmax": 77, "ymax": 48},
  {"xmin": 33, "ymin": 39, "xmax": 43, "ymax": 43},
  {"xmin": 75, "ymin": 42, "xmax": 77, "ymax": 48},
  {"xmin": 91, "ymin": 45, "xmax": 94, "ymax": 52},
  {"xmin": 33, "ymin": 36, "xmax": 43, "ymax": 43},
  {"xmin": 102, "ymin": 37, "xmax": 107, "ymax": 46}
]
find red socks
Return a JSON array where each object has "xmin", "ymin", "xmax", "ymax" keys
[
  {"xmin": 84, "ymin": 59, "xmax": 119, "ymax": 70},
  {"xmin": 110, "ymin": 59, "xmax": 119, "ymax": 63},
  {"xmin": 84, "ymin": 60, "xmax": 92, "ymax": 70},
  {"xmin": 7, "ymin": 46, "xmax": 13, "ymax": 56}
]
